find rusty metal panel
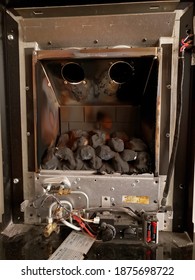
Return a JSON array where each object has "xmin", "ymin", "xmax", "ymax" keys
[
  {"xmin": 33, "ymin": 60, "xmax": 60, "ymax": 168},
  {"xmin": 19, "ymin": 13, "xmax": 175, "ymax": 49}
]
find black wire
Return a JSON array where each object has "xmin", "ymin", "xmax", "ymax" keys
[
  {"xmin": 161, "ymin": 52, "xmax": 184, "ymax": 207},
  {"xmin": 84, "ymin": 221, "xmax": 98, "ymax": 235}
]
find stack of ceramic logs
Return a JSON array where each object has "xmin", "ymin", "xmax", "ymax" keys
[{"xmin": 41, "ymin": 130, "xmax": 152, "ymax": 174}]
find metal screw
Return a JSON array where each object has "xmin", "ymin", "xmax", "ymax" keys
[
  {"xmin": 13, "ymin": 178, "xmax": 19, "ymax": 184},
  {"xmin": 27, "ymin": 132, "xmax": 31, "ymax": 136},
  {"xmin": 110, "ymin": 187, "xmax": 115, "ymax": 191},
  {"xmin": 7, "ymin": 34, "xmax": 14, "ymax": 40},
  {"xmin": 166, "ymin": 84, "xmax": 171, "ymax": 90},
  {"xmin": 179, "ymin": 184, "xmax": 184, "ymax": 189}
]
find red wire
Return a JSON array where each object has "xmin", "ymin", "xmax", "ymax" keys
[
  {"xmin": 180, "ymin": 39, "xmax": 190, "ymax": 52},
  {"xmin": 72, "ymin": 214, "xmax": 96, "ymax": 238},
  {"xmin": 180, "ymin": 36, "xmax": 193, "ymax": 52},
  {"xmin": 82, "ymin": 225, "xmax": 96, "ymax": 238}
]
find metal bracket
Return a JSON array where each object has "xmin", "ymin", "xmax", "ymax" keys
[
  {"xmin": 102, "ymin": 196, "xmax": 111, "ymax": 207},
  {"xmin": 20, "ymin": 200, "xmax": 29, "ymax": 212}
]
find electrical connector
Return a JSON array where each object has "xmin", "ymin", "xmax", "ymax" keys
[{"xmin": 93, "ymin": 216, "xmax": 100, "ymax": 224}]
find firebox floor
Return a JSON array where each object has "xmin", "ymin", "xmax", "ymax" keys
[{"xmin": 0, "ymin": 224, "xmax": 194, "ymax": 260}]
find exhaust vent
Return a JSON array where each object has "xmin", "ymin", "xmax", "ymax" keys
[{"xmin": 61, "ymin": 62, "xmax": 85, "ymax": 84}]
